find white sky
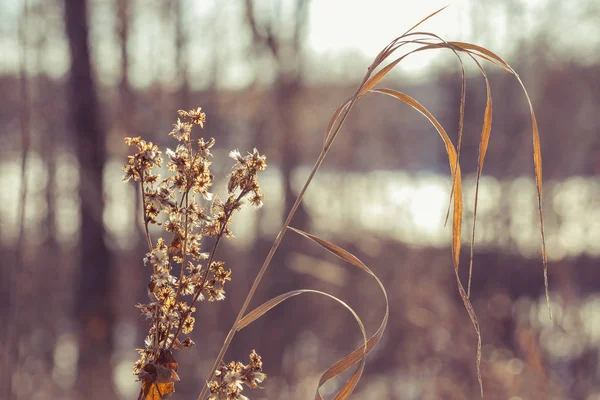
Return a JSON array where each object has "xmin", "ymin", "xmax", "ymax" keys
[
  {"xmin": 0, "ymin": 0, "xmax": 598, "ymax": 88},
  {"xmin": 307, "ymin": 1, "xmax": 472, "ymax": 55}
]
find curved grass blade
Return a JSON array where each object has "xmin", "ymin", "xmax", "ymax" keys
[
  {"xmin": 287, "ymin": 226, "xmax": 389, "ymax": 400},
  {"xmin": 448, "ymin": 41, "xmax": 512, "ymax": 72},
  {"xmin": 324, "ymin": 101, "xmax": 351, "ymax": 147},
  {"xmin": 367, "ymin": 88, "xmax": 482, "ymax": 396},
  {"xmin": 370, "ymin": 88, "xmax": 463, "ymax": 271},
  {"xmin": 516, "ymin": 83, "xmax": 550, "ymax": 320},
  {"xmin": 450, "ymin": 41, "xmax": 551, "ymax": 319},
  {"xmin": 236, "ymin": 288, "xmax": 368, "ymax": 400},
  {"xmin": 443, "ymin": 50, "xmax": 466, "ymax": 229},
  {"xmin": 199, "ymin": 16, "xmax": 548, "ymax": 400},
  {"xmin": 468, "ymin": 62, "xmax": 492, "ymax": 298},
  {"xmin": 402, "ymin": 6, "xmax": 449, "ymax": 37},
  {"xmin": 354, "ymin": 35, "xmax": 470, "ymax": 241},
  {"xmin": 359, "ymin": 58, "xmax": 403, "ymax": 95}
]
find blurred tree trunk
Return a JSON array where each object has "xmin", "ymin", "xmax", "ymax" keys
[
  {"xmin": 174, "ymin": 0, "xmax": 190, "ymax": 107},
  {"xmin": 117, "ymin": 0, "xmax": 144, "ymax": 239},
  {"xmin": 245, "ymin": 0, "xmax": 310, "ymax": 232},
  {"xmin": 239, "ymin": 0, "xmax": 311, "ymax": 374},
  {"xmin": 35, "ymin": 0, "xmax": 61, "ymax": 370},
  {"xmin": 64, "ymin": 0, "xmax": 116, "ymax": 398},
  {"xmin": 3, "ymin": 2, "xmax": 30, "ymax": 397},
  {"xmin": 275, "ymin": 78, "xmax": 306, "ymax": 229},
  {"xmin": 117, "ymin": 0, "xmax": 135, "ymax": 139}
]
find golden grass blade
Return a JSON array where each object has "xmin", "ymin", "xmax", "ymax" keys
[
  {"xmin": 468, "ymin": 64, "xmax": 492, "ymax": 298},
  {"xmin": 236, "ymin": 291, "xmax": 299, "ymax": 331},
  {"xmin": 288, "ymin": 227, "xmax": 376, "ymax": 274},
  {"xmin": 324, "ymin": 101, "xmax": 351, "ymax": 147},
  {"xmin": 448, "ymin": 41, "xmax": 512, "ymax": 72},
  {"xmin": 360, "ymin": 38, "xmax": 456, "ymax": 99},
  {"xmin": 444, "ymin": 50, "xmax": 466, "ymax": 229},
  {"xmin": 359, "ymin": 58, "xmax": 403, "ymax": 96},
  {"xmin": 368, "ymin": 87, "xmax": 482, "ymax": 395},
  {"xmin": 372, "ymin": 29, "xmax": 440, "ymax": 68},
  {"xmin": 199, "ymin": 14, "xmax": 549, "ymax": 400},
  {"xmin": 402, "ymin": 6, "xmax": 449, "ymax": 36},
  {"xmin": 451, "ymin": 40, "xmax": 550, "ymax": 319},
  {"xmin": 370, "ymin": 88, "xmax": 463, "ymax": 271},
  {"xmin": 287, "ymin": 227, "xmax": 389, "ymax": 400},
  {"xmin": 515, "ymin": 82, "xmax": 551, "ymax": 320},
  {"xmin": 361, "ymin": 44, "xmax": 438, "ymax": 97},
  {"xmin": 235, "ymin": 288, "xmax": 367, "ymax": 400},
  {"xmin": 356, "ymin": 35, "xmax": 470, "ymax": 242}
]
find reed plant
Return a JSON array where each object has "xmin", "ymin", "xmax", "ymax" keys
[{"xmin": 124, "ymin": 8, "xmax": 547, "ymax": 400}]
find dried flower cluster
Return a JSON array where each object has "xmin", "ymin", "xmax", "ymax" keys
[
  {"xmin": 207, "ymin": 350, "xmax": 266, "ymax": 400},
  {"xmin": 123, "ymin": 107, "xmax": 267, "ymax": 399}
]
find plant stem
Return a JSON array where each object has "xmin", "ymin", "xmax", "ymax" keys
[
  {"xmin": 139, "ymin": 169, "xmax": 153, "ymax": 254},
  {"xmin": 169, "ymin": 191, "xmax": 245, "ymax": 350},
  {"xmin": 161, "ymin": 140, "xmax": 195, "ymax": 350},
  {"xmin": 196, "ymin": 70, "xmax": 372, "ymax": 400}
]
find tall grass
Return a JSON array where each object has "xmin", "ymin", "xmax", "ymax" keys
[{"xmin": 127, "ymin": 8, "xmax": 547, "ymax": 400}]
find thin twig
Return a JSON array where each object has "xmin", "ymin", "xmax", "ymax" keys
[
  {"xmin": 139, "ymin": 170, "xmax": 153, "ymax": 253},
  {"xmin": 161, "ymin": 164, "xmax": 192, "ymax": 351},
  {"xmin": 169, "ymin": 191, "xmax": 245, "ymax": 350}
]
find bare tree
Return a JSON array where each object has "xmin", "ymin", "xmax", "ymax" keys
[{"xmin": 64, "ymin": 0, "xmax": 115, "ymax": 397}]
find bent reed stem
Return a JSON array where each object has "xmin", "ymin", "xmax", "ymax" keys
[{"xmin": 197, "ymin": 71, "xmax": 372, "ymax": 400}]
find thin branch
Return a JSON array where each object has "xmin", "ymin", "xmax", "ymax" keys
[
  {"xmin": 140, "ymin": 170, "xmax": 154, "ymax": 253},
  {"xmin": 169, "ymin": 190, "xmax": 245, "ymax": 350}
]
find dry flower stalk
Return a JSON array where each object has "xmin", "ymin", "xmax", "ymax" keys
[{"xmin": 123, "ymin": 107, "xmax": 267, "ymax": 400}]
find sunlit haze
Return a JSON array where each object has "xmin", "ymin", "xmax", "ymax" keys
[{"xmin": 1, "ymin": 0, "xmax": 597, "ymax": 88}]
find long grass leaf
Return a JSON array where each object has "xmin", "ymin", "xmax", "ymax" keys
[
  {"xmin": 368, "ymin": 88, "xmax": 482, "ymax": 396},
  {"xmin": 468, "ymin": 63, "xmax": 492, "ymax": 298},
  {"xmin": 200, "ymin": 15, "xmax": 550, "ymax": 400},
  {"xmin": 370, "ymin": 88, "xmax": 463, "ymax": 271},
  {"xmin": 453, "ymin": 41, "xmax": 550, "ymax": 318},
  {"xmin": 402, "ymin": 6, "xmax": 449, "ymax": 36},
  {"xmin": 444, "ymin": 50, "xmax": 466, "ymax": 229},
  {"xmin": 236, "ymin": 288, "xmax": 367, "ymax": 400},
  {"xmin": 359, "ymin": 58, "xmax": 402, "ymax": 96},
  {"xmin": 448, "ymin": 41, "xmax": 512, "ymax": 72},
  {"xmin": 324, "ymin": 101, "xmax": 351, "ymax": 147},
  {"xmin": 287, "ymin": 227, "xmax": 389, "ymax": 400},
  {"xmin": 514, "ymin": 81, "xmax": 551, "ymax": 320}
]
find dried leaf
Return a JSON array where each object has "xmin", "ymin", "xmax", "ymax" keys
[
  {"xmin": 467, "ymin": 61, "xmax": 492, "ymax": 298},
  {"xmin": 369, "ymin": 88, "xmax": 463, "ymax": 271},
  {"xmin": 451, "ymin": 40, "xmax": 550, "ymax": 318},
  {"xmin": 172, "ymin": 337, "xmax": 195, "ymax": 350},
  {"xmin": 138, "ymin": 351, "xmax": 179, "ymax": 400},
  {"xmin": 199, "ymin": 14, "xmax": 550, "ymax": 400},
  {"xmin": 448, "ymin": 41, "xmax": 512, "ymax": 72},
  {"xmin": 402, "ymin": 6, "xmax": 449, "ymax": 36}
]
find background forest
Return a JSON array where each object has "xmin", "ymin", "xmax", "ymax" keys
[{"xmin": 1, "ymin": 0, "xmax": 600, "ymax": 399}]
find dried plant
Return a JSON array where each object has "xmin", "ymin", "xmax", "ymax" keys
[
  {"xmin": 123, "ymin": 107, "xmax": 267, "ymax": 400},
  {"xmin": 124, "ymin": 8, "xmax": 548, "ymax": 400}
]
